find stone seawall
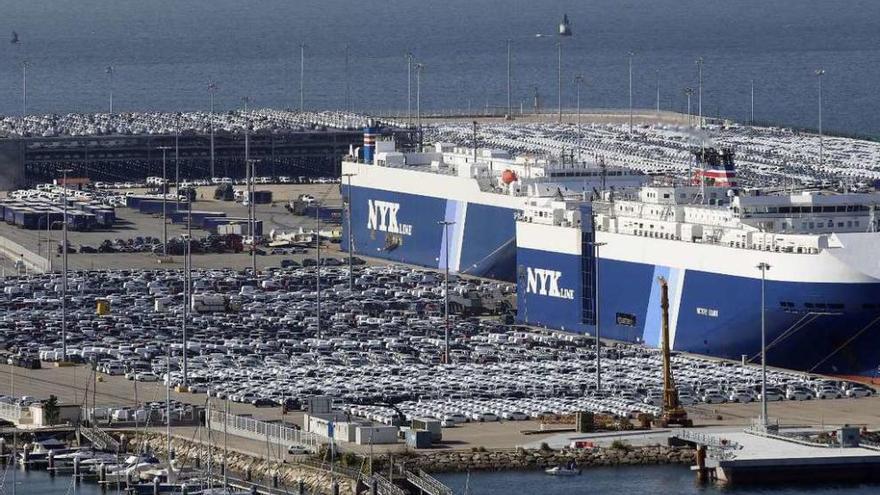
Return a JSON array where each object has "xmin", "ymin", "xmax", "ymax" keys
[{"xmin": 411, "ymin": 445, "xmax": 695, "ymax": 473}]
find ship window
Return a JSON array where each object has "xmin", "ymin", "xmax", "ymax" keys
[
  {"xmin": 855, "ymin": 221, "xmax": 860, "ymax": 227},
  {"xmin": 836, "ymin": 206, "xmax": 847, "ymax": 212},
  {"xmin": 779, "ymin": 207, "xmax": 791, "ymax": 213},
  {"xmin": 663, "ymin": 193, "xmax": 670, "ymax": 199},
  {"xmin": 822, "ymin": 206, "xmax": 835, "ymax": 212},
  {"xmin": 847, "ymin": 221, "xmax": 853, "ymax": 227},
  {"xmin": 616, "ymin": 313, "xmax": 637, "ymax": 326},
  {"xmin": 838, "ymin": 222, "xmax": 844, "ymax": 227}
]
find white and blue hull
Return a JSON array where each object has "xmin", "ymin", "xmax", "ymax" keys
[{"xmin": 516, "ymin": 221, "xmax": 880, "ymax": 376}]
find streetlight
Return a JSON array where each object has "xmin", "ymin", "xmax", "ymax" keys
[
  {"xmin": 574, "ymin": 74, "xmax": 584, "ymax": 128},
  {"xmin": 415, "ymin": 63, "xmax": 425, "ymax": 130},
  {"xmin": 815, "ymin": 69, "xmax": 825, "ymax": 168},
  {"xmin": 655, "ymin": 69, "xmax": 660, "ymax": 113},
  {"xmin": 405, "ymin": 52, "xmax": 414, "ymax": 125},
  {"xmin": 208, "ymin": 82, "xmax": 218, "ymax": 178},
  {"xmin": 438, "ymin": 220, "xmax": 455, "ymax": 365},
  {"xmin": 684, "ymin": 88, "xmax": 694, "ymax": 127},
  {"xmin": 750, "ymin": 79, "xmax": 755, "ymax": 125},
  {"xmin": 628, "ymin": 52, "xmax": 634, "ymax": 134},
  {"xmin": 59, "ymin": 168, "xmax": 72, "ymax": 362},
  {"xmin": 175, "ymin": 116, "xmax": 181, "ymax": 211},
  {"xmin": 247, "ymin": 159, "xmax": 259, "ymax": 277},
  {"xmin": 342, "ymin": 173, "xmax": 357, "ymax": 291},
  {"xmin": 106, "ymin": 66, "xmax": 114, "ymax": 113},
  {"xmin": 344, "ymin": 44, "xmax": 351, "ymax": 112},
  {"xmin": 756, "ymin": 262, "xmax": 771, "ymax": 427},
  {"xmin": 299, "ymin": 44, "xmax": 306, "ymax": 112},
  {"xmin": 157, "ymin": 146, "xmax": 172, "ymax": 256},
  {"xmin": 181, "ymin": 191, "xmax": 193, "ymax": 392},
  {"xmin": 506, "ymin": 39, "xmax": 512, "ymax": 118},
  {"xmin": 557, "ymin": 41, "xmax": 563, "ymax": 123},
  {"xmin": 21, "ymin": 60, "xmax": 28, "ymax": 118},
  {"xmin": 696, "ymin": 57, "xmax": 704, "ymax": 128},
  {"xmin": 587, "ymin": 233, "xmax": 607, "ymax": 392}
]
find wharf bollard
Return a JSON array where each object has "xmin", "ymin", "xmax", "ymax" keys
[
  {"xmin": 98, "ymin": 463, "xmax": 107, "ymax": 483},
  {"xmin": 22, "ymin": 443, "xmax": 31, "ymax": 466},
  {"xmin": 298, "ymin": 479, "xmax": 305, "ymax": 495},
  {"xmin": 331, "ymin": 481, "xmax": 339, "ymax": 495},
  {"xmin": 370, "ymin": 479, "xmax": 378, "ymax": 495},
  {"xmin": 73, "ymin": 457, "xmax": 81, "ymax": 480},
  {"xmin": 153, "ymin": 476, "xmax": 161, "ymax": 495},
  {"xmin": 47, "ymin": 450, "xmax": 55, "ymax": 470}
]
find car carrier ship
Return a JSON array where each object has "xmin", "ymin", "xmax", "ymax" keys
[
  {"xmin": 516, "ymin": 148, "xmax": 880, "ymax": 376},
  {"xmin": 340, "ymin": 128, "xmax": 646, "ymax": 280}
]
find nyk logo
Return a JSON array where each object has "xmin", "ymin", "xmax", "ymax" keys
[
  {"xmin": 526, "ymin": 268, "xmax": 574, "ymax": 299},
  {"xmin": 367, "ymin": 200, "xmax": 413, "ymax": 236}
]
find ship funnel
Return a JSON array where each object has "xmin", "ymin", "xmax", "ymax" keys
[{"xmin": 363, "ymin": 125, "xmax": 377, "ymax": 164}]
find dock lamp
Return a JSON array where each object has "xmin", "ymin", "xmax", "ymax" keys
[
  {"xmin": 438, "ymin": 220, "xmax": 456, "ymax": 365},
  {"xmin": 757, "ymin": 262, "xmax": 771, "ymax": 427}
]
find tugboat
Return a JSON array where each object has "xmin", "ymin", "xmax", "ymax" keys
[{"xmin": 558, "ymin": 14, "xmax": 572, "ymax": 36}]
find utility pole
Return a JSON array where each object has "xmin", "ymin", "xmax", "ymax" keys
[
  {"xmin": 472, "ymin": 121, "xmax": 478, "ymax": 163},
  {"xmin": 182, "ymin": 192, "xmax": 192, "ymax": 391},
  {"xmin": 59, "ymin": 168, "xmax": 72, "ymax": 362},
  {"xmin": 438, "ymin": 221, "xmax": 455, "ymax": 365},
  {"xmin": 316, "ymin": 206, "xmax": 322, "ymax": 339},
  {"xmin": 208, "ymin": 82, "xmax": 218, "ymax": 178},
  {"xmin": 21, "ymin": 60, "xmax": 28, "ymax": 118},
  {"xmin": 158, "ymin": 147, "xmax": 172, "ymax": 256},
  {"xmin": 816, "ymin": 69, "xmax": 825, "ymax": 168},
  {"xmin": 342, "ymin": 173, "xmax": 357, "ymax": 291},
  {"xmin": 175, "ymin": 116, "xmax": 180, "ymax": 211},
  {"xmin": 696, "ymin": 57, "xmax": 704, "ymax": 128},
  {"xmin": 506, "ymin": 39, "xmax": 512, "ymax": 117},
  {"xmin": 757, "ymin": 262, "xmax": 771, "ymax": 427},
  {"xmin": 684, "ymin": 88, "xmax": 694, "ymax": 127}
]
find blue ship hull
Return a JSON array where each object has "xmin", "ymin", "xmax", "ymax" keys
[
  {"xmin": 517, "ymin": 246, "xmax": 880, "ymax": 376},
  {"xmin": 343, "ymin": 185, "xmax": 518, "ymax": 280}
]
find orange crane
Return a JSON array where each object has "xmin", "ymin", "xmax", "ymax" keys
[{"xmin": 656, "ymin": 276, "xmax": 692, "ymax": 427}]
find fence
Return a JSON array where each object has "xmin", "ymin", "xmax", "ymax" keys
[{"xmin": 207, "ymin": 409, "xmax": 321, "ymax": 451}]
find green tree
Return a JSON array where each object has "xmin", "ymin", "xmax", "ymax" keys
[{"xmin": 44, "ymin": 395, "xmax": 60, "ymax": 425}]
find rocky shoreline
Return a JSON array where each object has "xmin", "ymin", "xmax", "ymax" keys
[
  {"xmin": 130, "ymin": 432, "xmax": 694, "ymax": 493},
  {"xmin": 409, "ymin": 445, "xmax": 695, "ymax": 473}
]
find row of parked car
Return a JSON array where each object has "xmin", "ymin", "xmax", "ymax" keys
[{"xmin": 0, "ymin": 265, "xmax": 874, "ymax": 423}]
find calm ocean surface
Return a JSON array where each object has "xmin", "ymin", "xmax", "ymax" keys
[
  {"xmin": 1, "ymin": 0, "xmax": 879, "ymax": 136},
  {"xmin": 437, "ymin": 465, "xmax": 880, "ymax": 495}
]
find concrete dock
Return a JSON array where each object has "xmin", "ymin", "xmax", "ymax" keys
[{"xmin": 677, "ymin": 426, "xmax": 880, "ymax": 485}]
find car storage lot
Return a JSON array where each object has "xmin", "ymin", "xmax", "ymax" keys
[
  {"xmin": 0, "ymin": 183, "xmax": 341, "ymax": 271},
  {"xmin": 0, "ymin": 263, "xmax": 874, "ymax": 441}
]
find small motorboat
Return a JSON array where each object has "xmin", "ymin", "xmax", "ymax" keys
[{"xmin": 545, "ymin": 465, "xmax": 582, "ymax": 476}]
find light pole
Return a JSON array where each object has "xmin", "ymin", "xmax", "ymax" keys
[
  {"xmin": 438, "ymin": 220, "xmax": 455, "ymax": 365},
  {"xmin": 247, "ymin": 159, "xmax": 258, "ymax": 277},
  {"xmin": 574, "ymin": 75, "xmax": 584, "ymax": 128},
  {"xmin": 506, "ymin": 39, "xmax": 512, "ymax": 117},
  {"xmin": 415, "ymin": 63, "xmax": 424, "ymax": 131},
  {"xmin": 342, "ymin": 173, "xmax": 357, "ymax": 291},
  {"xmin": 655, "ymin": 69, "xmax": 660, "ymax": 113},
  {"xmin": 750, "ymin": 79, "xmax": 755, "ymax": 125},
  {"xmin": 158, "ymin": 146, "xmax": 172, "ymax": 256},
  {"xmin": 684, "ymin": 88, "xmax": 694, "ymax": 127},
  {"xmin": 696, "ymin": 57, "xmax": 704, "ymax": 128},
  {"xmin": 757, "ymin": 262, "xmax": 771, "ymax": 427},
  {"xmin": 182, "ymin": 192, "xmax": 192, "ymax": 391},
  {"xmin": 815, "ymin": 69, "xmax": 825, "ymax": 168},
  {"xmin": 59, "ymin": 168, "xmax": 72, "ymax": 362},
  {"xmin": 588, "ymin": 235, "xmax": 607, "ymax": 392},
  {"xmin": 316, "ymin": 205, "xmax": 322, "ymax": 339},
  {"xmin": 175, "ymin": 116, "xmax": 180, "ymax": 210},
  {"xmin": 344, "ymin": 44, "xmax": 351, "ymax": 112},
  {"xmin": 557, "ymin": 41, "xmax": 563, "ymax": 123},
  {"xmin": 208, "ymin": 82, "xmax": 218, "ymax": 178},
  {"xmin": 299, "ymin": 44, "xmax": 306, "ymax": 112},
  {"xmin": 21, "ymin": 60, "xmax": 28, "ymax": 118},
  {"xmin": 106, "ymin": 66, "xmax": 114, "ymax": 113},
  {"xmin": 628, "ymin": 52, "xmax": 634, "ymax": 134},
  {"xmin": 406, "ymin": 52, "xmax": 414, "ymax": 125}
]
